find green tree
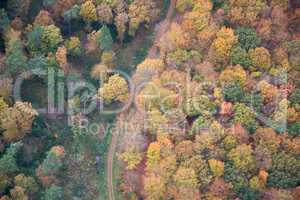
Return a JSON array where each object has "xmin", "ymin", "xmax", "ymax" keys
[
  {"xmin": 289, "ymin": 88, "xmax": 300, "ymax": 105},
  {"xmin": 224, "ymin": 161, "xmax": 248, "ymax": 192},
  {"xmin": 268, "ymin": 152, "xmax": 300, "ymax": 188},
  {"xmin": 236, "ymin": 27, "xmax": 261, "ymax": 50},
  {"xmin": 27, "ymin": 55, "xmax": 48, "ymax": 70},
  {"xmin": 27, "ymin": 25, "xmax": 44, "ymax": 55},
  {"xmin": 233, "ymin": 103, "xmax": 258, "ymax": 133},
  {"xmin": 0, "ymin": 9, "xmax": 10, "ymax": 31},
  {"xmin": 96, "ymin": 25, "xmax": 113, "ymax": 51},
  {"xmin": 166, "ymin": 49, "xmax": 191, "ymax": 67},
  {"xmin": 242, "ymin": 93, "xmax": 263, "ymax": 113},
  {"xmin": 7, "ymin": 0, "xmax": 31, "ymax": 19},
  {"xmin": 230, "ymin": 45, "xmax": 252, "ymax": 69},
  {"xmin": 44, "ymin": 184, "xmax": 63, "ymax": 200},
  {"xmin": 43, "ymin": 0, "xmax": 56, "ymax": 8},
  {"xmin": 236, "ymin": 187, "xmax": 259, "ymax": 200},
  {"xmin": 288, "ymin": 122, "xmax": 300, "ymax": 137},
  {"xmin": 0, "ymin": 142, "xmax": 23, "ymax": 174},
  {"xmin": 40, "ymin": 146, "xmax": 65, "ymax": 176},
  {"xmin": 63, "ymin": 5, "xmax": 80, "ymax": 22},
  {"xmin": 223, "ymin": 83, "xmax": 245, "ymax": 102},
  {"xmin": 4, "ymin": 40, "xmax": 27, "ymax": 75}
]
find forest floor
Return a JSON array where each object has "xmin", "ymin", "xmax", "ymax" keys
[{"xmin": 106, "ymin": 1, "xmax": 177, "ymax": 200}]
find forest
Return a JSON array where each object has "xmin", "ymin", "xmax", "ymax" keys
[{"xmin": 0, "ymin": 0, "xmax": 300, "ymax": 200}]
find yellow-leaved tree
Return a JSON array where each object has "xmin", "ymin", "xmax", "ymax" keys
[
  {"xmin": 211, "ymin": 27, "xmax": 238, "ymax": 64},
  {"xmin": 98, "ymin": 74, "xmax": 129, "ymax": 104},
  {"xmin": 0, "ymin": 101, "xmax": 38, "ymax": 142}
]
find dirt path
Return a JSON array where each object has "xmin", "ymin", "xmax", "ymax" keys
[
  {"xmin": 148, "ymin": 0, "xmax": 176, "ymax": 58},
  {"xmin": 106, "ymin": 1, "xmax": 177, "ymax": 200},
  {"xmin": 107, "ymin": 130, "xmax": 118, "ymax": 200}
]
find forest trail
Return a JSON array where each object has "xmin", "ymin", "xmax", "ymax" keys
[
  {"xmin": 148, "ymin": 0, "xmax": 176, "ymax": 58},
  {"xmin": 107, "ymin": 128, "xmax": 118, "ymax": 200},
  {"xmin": 106, "ymin": 1, "xmax": 177, "ymax": 200}
]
